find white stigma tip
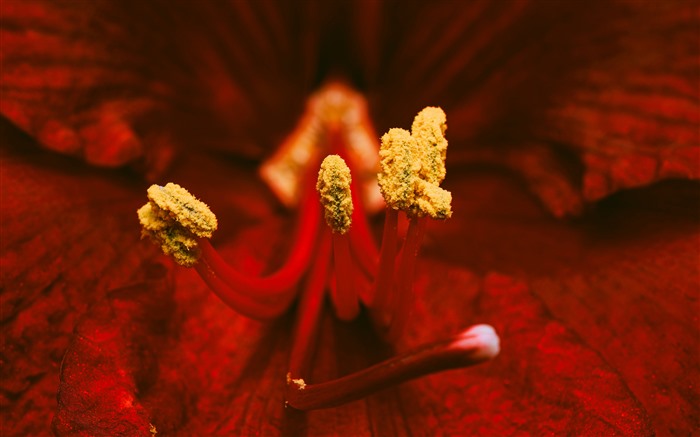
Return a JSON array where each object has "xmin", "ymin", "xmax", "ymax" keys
[{"xmin": 453, "ymin": 324, "xmax": 500, "ymax": 361}]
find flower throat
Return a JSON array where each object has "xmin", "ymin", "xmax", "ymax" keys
[{"xmin": 137, "ymin": 82, "xmax": 499, "ymax": 410}]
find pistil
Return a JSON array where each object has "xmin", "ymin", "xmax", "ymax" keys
[{"xmin": 286, "ymin": 324, "xmax": 500, "ymax": 410}]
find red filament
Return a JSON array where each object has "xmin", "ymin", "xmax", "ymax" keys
[
  {"xmin": 330, "ymin": 230, "xmax": 360, "ymax": 321},
  {"xmin": 196, "ymin": 174, "xmax": 320, "ymax": 299},
  {"xmin": 387, "ymin": 216, "xmax": 427, "ymax": 341},
  {"xmin": 369, "ymin": 208, "xmax": 399, "ymax": 328},
  {"xmin": 194, "ymin": 258, "xmax": 290, "ymax": 320}
]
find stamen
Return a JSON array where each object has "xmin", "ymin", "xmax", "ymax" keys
[
  {"xmin": 286, "ymin": 324, "xmax": 500, "ymax": 410},
  {"xmin": 317, "ymin": 155, "xmax": 359, "ymax": 321},
  {"xmin": 136, "ymin": 99, "xmax": 501, "ymax": 412},
  {"xmin": 371, "ymin": 107, "xmax": 453, "ymax": 336},
  {"xmin": 137, "ymin": 183, "xmax": 217, "ymax": 267},
  {"xmin": 377, "ymin": 127, "xmax": 417, "ymax": 213},
  {"xmin": 325, "ymin": 119, "xmax": 379, "ymax": 295},
  {"xmin": 137, "ymin": 177, "xmax": 321, "ymax": 318},
  {"xmin": 409, "ymin": 107, "xmax": 452, "ymax": 220}
]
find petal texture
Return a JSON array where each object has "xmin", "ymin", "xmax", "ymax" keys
[
  {"xmin": 0, "ymin": 123, "xmax": 160, "ymax": 434},
  {"xmin": 1, "ymin": 0, "xmax": 325, "ymax": 173},
  {"xmin": 426, "ymin": 169, "xmax": 700, "ymax": 435},
  {"xmin": 357, "ymin": 0, "xmax": 699, "ymax": 214},
  {"xmin": 52, "ymin": 267, "xmax": 181, "ymax": 436},
  {"xmin": 49, "ymin": 170, "xmax": 699, "ymax": 435}
]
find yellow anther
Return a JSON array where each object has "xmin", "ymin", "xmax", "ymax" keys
[
  {"xmin": 316, "ymin": 155, "xmax": 354, "ymax": 234},
  {"xmin": 414, "ymin": 180, "xmax": 452, "ymax": 220},
  {"xmin": 137, "ymin": 183, "xmax": 217, "ymax": 266},
  {"xmin": 377, "ymin": 128, "xmax": 418, "ymax": 212},
  {"xmin": 411, "ymin": 106, "xmax": 448, "ymax": 185},
  {"xmin": 377, "ymin": 108, "xmax": 452, "ymax": 219}
]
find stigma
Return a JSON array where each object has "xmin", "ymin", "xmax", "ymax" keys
[{"xmin": 136, "ymin": 88, "xmax": 499, "ymax": 410}]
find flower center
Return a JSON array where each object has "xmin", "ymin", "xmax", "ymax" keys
[{"xmin": 137, "ymin": 82, "xmax": 499, "ymax": 410}]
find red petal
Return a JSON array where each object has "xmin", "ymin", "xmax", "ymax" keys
[
  {"xmin": 49, "ymin": 220, "xmax": 414, "ymax": 436},
  {"xmin": 0, "ymin": 118, "xmax": 285, "ymax": 435},
  {"xmin": 52, "ymin": 266, "xmax": 182, "ymax": 436},
  {"xmin": 47, "ymin": 171, "xmax": 700, "ymax": 435},
  {"xmin": 402, "ymin": 269, "xmax": 651, "ymax": 435},
  {"xmin": 359, "ymin": 1, "xmax": 699, "ymax": 212},
  {"xmin": 423, "ymin": 170, "xmax": 700, "ymax": 434},
  {"xmin": 0, "ymin": 1, "xmax": 321, "ymax": 173},
  {"xmin": 0, "ymin": 125, "xmax": 161, "ymax": 434},
  {"xmin": 0, "ymin": 1, "xmax": 172, "ymax": 168},
  {"xmin": 3, "ymin": 2, "xmax": 697, "ymax": 432},
  {"xmin": 20, "ymin": 147, "xmax": 693, "ymax": 435}
]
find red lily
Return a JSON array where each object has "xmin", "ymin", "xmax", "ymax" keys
[{"xmin": 1, "ymin": 1, "xmax": 698, "ymax": 435}]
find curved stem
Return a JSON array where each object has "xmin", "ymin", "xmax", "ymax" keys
[
  {"xmin": 197, "ymin": 176, "xmax": 320, "ymax": 298},
  {"xmin": 386, "ymin": 217, "xmax": 426, "ymax": 341},
  {"xmin": 368, "ymin": 208, "xmax": 399, "ymax": 327},
  {"xmin": 287, "ymin": 325, "xmax": 500, "ymax": 410},
  {"xmin": 194, "ymin": 259, "xmax": 294, "ymax": 320}
]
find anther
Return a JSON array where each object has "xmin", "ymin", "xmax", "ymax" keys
[
  {"xmin": 317, "ymin": 155, "xmax": 360, "ymax": 320},
  {"xmin": 411, "ymin": 106, "xmax": 448, "ymax": 185},
  {"xmin": 317, "ymin": 155, "xmax": 353, "ymax": 235},
  {"xmin": 377, "ymin": 108, "xmax": 452, "ymax": 220},
  {"xmin": 137, "ymin": 183, "xmax": 217, "ymax": 267},
  {"xmin": 372, "ymin": 107, "xmax": 453, "ymax": 338}
]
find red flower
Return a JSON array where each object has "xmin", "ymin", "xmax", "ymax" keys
[{"xmin": 1, "ymin": 1, "xmax": 698, "ymax": 435}]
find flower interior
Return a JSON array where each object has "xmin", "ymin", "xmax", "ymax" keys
[{"xmin": 138, "ymin": 82, "xmax": 500, "ymax": 410}]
